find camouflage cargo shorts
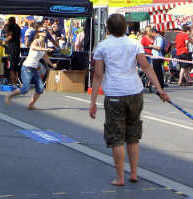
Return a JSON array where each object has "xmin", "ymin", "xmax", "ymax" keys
[{"xmin": 104, "ymin": 93, "xmax": 143, "ymax": 148}]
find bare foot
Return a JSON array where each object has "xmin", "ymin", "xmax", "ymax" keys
[
  {"xmin": 5, "ymin": 95, "xmax": 11, "ymax": 105},
  {"xmin": 129, "ymin": 178, "xmax": 138, "ymax": 183},
  {"xmin": 27, "ymin": 105, "xmax": 37, "ymax": 110},
  {"xmin": 111, "ymin": 179, "xmax": 124, "ymax": 186},
  {"xmin": 130, "ymin": 174, "xmax": 138, "ymax": 183}
]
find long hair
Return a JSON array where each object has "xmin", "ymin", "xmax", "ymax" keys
[
  {"xmin": 8, "ymin": 17, "xmax": 16, "ymax": 25},
  {"xmin": 33, "ymin": 25, "xmax": 44, "ymax": 40}
]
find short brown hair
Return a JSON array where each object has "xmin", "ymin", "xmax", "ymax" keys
[{"xmin": 107, "ymin": 14, "xmax": 127, "ymax": 37}]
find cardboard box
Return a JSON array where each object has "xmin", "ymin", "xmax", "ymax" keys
[{"xmin": 46, "ymin": 70, "xmax": 86, "ymax": 93}]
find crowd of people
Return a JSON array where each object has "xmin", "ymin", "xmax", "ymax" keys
[
  {"xmin": 0, "ymin": 17, "xmax": 86, "ymax": 85},
  {"xmin": 2, "ymin": 15, "xmax": 193, "ymax": 90},
  {"xmin": 128, "ymin": 24, "xmax": 193, "ymax": 88}
]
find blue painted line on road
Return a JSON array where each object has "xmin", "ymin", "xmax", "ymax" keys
[{"xmin": 17, "ymin": 129, "xmax": 78, "ymax": 144}]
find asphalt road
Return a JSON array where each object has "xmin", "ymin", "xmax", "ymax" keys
[{"xmin": 0, "ymin": 86, "xmax": 193, "ymax": 199}]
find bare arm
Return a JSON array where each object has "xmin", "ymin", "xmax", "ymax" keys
[
  {"xmin": 25, "ymin": 36, "xmax": 29, "ymax": 48},
  {"xmin": 43, "ymin": 53, "xmax": 56, "ymax": 68},
  {"xmin": 75, "ymin": 32, "xmax": 84, "ymax": 51},
  {"xmin": 4, "ymin": 32, "xmax": 12, "ymax": 44},
  {"xmin": 89, "ymin": 60, "xmax": 104, "ymax": 118},
  {"xmin": 149, "ymin": 44, "xmax": 160, "ymax": 51}
]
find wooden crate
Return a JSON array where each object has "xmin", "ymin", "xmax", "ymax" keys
[{"xmin": 46, "ymin": 70, "xmax": 86, "ymax": 93}]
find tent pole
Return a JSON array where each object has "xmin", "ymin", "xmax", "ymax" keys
[{"xmin": 88, "ymin": 17, "xmax": 93, "ymax": 89}]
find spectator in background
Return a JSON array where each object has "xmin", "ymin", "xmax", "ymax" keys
[
  {"xmin": 52, "ymin": 19, "xmax": 59, "ymax": 26},
  {"xmin": 59, "ymin": 35, "xmax": 66, "ymax": 49},
  {"xmin": 42, "ymin": 18, "xmax": 51, "ymax": 29},
  {"xmin": 0, "ymin": 21, "xmax": 5, "ymax": 40},
  {"xmin": 141, "ymin": 26, "xmax": 154, "ymax": 64},
  {"xmin": 128, "ymin": 30, "xmax": 137, "ymax": 40},
  {"xmin": 4, "ymin": 17, "xmax": 21, "ymax": 85},
  {"xmin": 71, "ymin": 21, "xmax": 80, "ymax": 49},
  {"xmin": 52, "ymin": 24, "xmax": 65, "ymax": 45},
  {"xmin": 1, "ymin": 21, "xmax": 6, "ymax": 40},
  {"xmin": 150, "ymin": 28, "xmax": 165, "ymax": 88},
  {"xmin": 169, "ymin": 42, "xmax": 179, "ymax": 83},
  {"xmin": 75, "ymin": 27, "xmax": 84, "ymax": 51},
  {"xmin": 136, "ymin": 31, "xmax": 143, "ymax": 42},
  {"xmin": 42, "ymin": 19, "xmax": 59, "ymax": 48},
  {"xmin": 25, "ymin": 22, "xmax": 36, "ymax": 48},
  {"xmin": 52, "ymin": 24, "xmax": 62, "ymax": 38},
  {"xmin": 187, "ymin": 28, "xmax": 193, "ymax": 70},
  {"xmin": 47, "ymin": 27, "xmax": 58, "ymax": 49},
  {"xmin": 21, "ymin": 22, "xmax": 28, "ymax": 47},
  {"xmin": 52, "ymin": 18, "xmax": 66, "ymax": 39},
  {"xmin": 175, "ymin": 24, "xmax": 192, "ymax": 86}
]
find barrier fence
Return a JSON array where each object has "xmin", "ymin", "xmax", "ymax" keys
[{"xmin": 146, "ymin": 55, "xmax": 193, "ymax": 64}]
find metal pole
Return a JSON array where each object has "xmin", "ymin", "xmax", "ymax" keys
[
  {"xmin": 98, "ymin": 8, "xmax": 101, "ymax": 42},
  {"xmin": 88, "ymin": 17, "xmax": 93, "ymax": 89}
]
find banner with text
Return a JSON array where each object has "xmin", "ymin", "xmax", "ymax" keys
[{"xmin": 90, "ymin": 0, "xmax": 152, "ymax": 7}]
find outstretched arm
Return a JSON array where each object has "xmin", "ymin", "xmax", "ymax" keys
[{"xmin": 43, "ymin": 54, "xmax": 57, "ymax": 68}]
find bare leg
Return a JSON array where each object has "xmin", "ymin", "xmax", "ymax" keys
[
  {"xmin": 178, "ymin": 68, "xmax": 185, "ymax": 85},
  {"xmin": 112, "ymin": 145, "xmax": 125, "ymax": 186},
  {"xmin": 28, "ymin": 93, "xmax": 41, "ymax": 110},
  {"xmin": 9, "ymin": 71, "xmax": 17, "ymax": 85},
  {"xmin": 184, "ymin": 68, "xmax": 191, "ymax": 83},
  {"xmin": 5, "ymin": 88, "xmax": 21, "ymax": 105},
  {"xmin": 127, "ymin": 143, "xmax": 139, "ymax": 181},
  {"xmin": 15, "ymin": 72, "xmax": 19, "ymax": 85}
]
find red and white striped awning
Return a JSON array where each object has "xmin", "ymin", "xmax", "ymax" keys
[
  {"xmin": 151, "ymin": 21, "xmax": 179, "ymax": 31},
  {"xmin": 150, "ymin": 13, "xmax": 176, "ymax": 24},
  {"xmin": 118, "ymin": 1, "xmax": 193, "ymax": 13},
  {"xmin": 118, "ymin": 1, "xmax": 193, "ymax": 31}
]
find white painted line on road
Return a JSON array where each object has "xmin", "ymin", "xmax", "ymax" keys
[
  {"xmin": 0, "ymin": 113, "xmax": 39, "ymax": 130},
  {"xmin": 65, "ymin": 96, "xmax": 103, "ymax": 106},
  {"xmin": 0, "ymin": 112, "xmax": 193, "ymax": 197},
  {"xmin": 143, "ymin": 115, "xmax": 193, "ymax": 131},
  {"xmin": 0, "ymin": 195, "xmax": 15, "ymax": 198},
  {"xmin": 65, "ymin": 95, "xmax": 193, "ymax": 131},
  {"xmin": 176, "ymin": 97, "xmax": 193, "ymax": 104}
]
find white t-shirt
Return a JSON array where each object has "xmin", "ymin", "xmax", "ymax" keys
[
  {"xmin": 93, "ymin": 35, "xmax": 144, "ymax": 96},
  {"xmin": 23, "ymin": 40, "xmax": 46, "ymax": 69},
  {"xmin": 152, "ymin": 35, "xmax": 164, "ymax": 58}
]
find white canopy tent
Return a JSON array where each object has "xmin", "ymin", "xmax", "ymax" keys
[{"xmin": 167, "ymin": 3, "xmax": 193, "ymax": 16}]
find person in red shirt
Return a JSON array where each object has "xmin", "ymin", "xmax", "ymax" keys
[
  {"xmin": 141, "ymin": 26, "xmax": 154, "ymax": 63},
  {"xmin": 175, "ymin": 25, "xmax": 191, "ymax": 86}
]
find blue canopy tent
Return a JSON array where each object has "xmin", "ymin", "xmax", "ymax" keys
[{"xmin": 0, "ymin": 0, "xmax": 93, "ymax": 18}]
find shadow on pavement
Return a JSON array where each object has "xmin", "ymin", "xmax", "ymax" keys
[{"xmin": 0, "ymin": 93, "xmax": 191, "ymax": 199}]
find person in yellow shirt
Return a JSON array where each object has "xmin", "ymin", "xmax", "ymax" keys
[
  {"xmin": 0, "ymin": 40, "xmax": 6, "ymax": 75},
  {"xmin": 128, "ymin": 30, "xmax": 138, "ymax": 40}
]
